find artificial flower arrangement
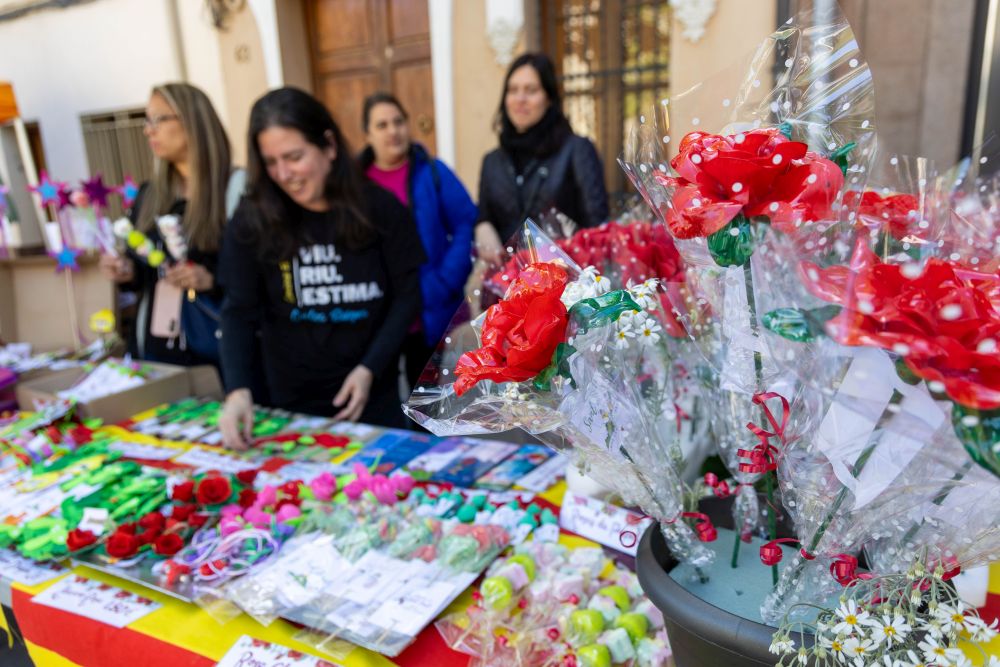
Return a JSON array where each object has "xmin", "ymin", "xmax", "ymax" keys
[{"xmin": 410, "ymin": 6, "xmax": 1000, "ymax": 667}]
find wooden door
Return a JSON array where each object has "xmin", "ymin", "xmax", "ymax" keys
[{"xmin": 306, "ymin": 0, "xmax": 437, "ymax": 156}]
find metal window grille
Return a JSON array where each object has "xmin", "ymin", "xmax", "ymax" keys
[
  {"xmin": 80, "ymin": 108, "xmax": 152, "ymax": 218},
  {"xmin": 542, "ymin": 0, "xmax": 672, "ymax": 212}
]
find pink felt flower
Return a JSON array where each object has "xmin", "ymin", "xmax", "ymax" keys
[
  {"xmin": 275, "ymin": 504, "xmax": 302, "ymax": 523},
  {"xmin": 309, "ymin": 472, "xmax": 337, "ymax": 501}
]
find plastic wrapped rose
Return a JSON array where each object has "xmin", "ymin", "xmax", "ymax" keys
[
  {"xmin": 844, "ymin": 190, "xmax": 921, "ymax": 240},
  {"xmin": 655, "ymin": 127, "xmax": 844, "ymax": 240},
  {"xmin": 454, "ymin": 263, "xmax": 570, "ymax": 396},
  {"xmin": 801, "ymin": 241, "xmax": 1000, "ymax": 410}
]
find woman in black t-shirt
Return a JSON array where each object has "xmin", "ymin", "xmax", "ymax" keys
[{"xmin": 218, "ymin": 87, "xmax": 424, "ymax": 448}]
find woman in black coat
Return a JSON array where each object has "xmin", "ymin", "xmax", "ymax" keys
[{"xmin": 474, "ymin": 53, "xmax": 609, "ymax": 263}]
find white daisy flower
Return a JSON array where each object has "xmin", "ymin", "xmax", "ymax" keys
[
  {"xmin": 871, "ymin": 614, "xmax": 911, "ymax": 646},
  {"xmin": 817, "ymin": 634, "xmax": 847, "ymax": 661},
  {"xmin": 627, "ymin": 278, "xmax": 661, "ymax": 310},
  {"xmin": 986, "ymin": 655, "xmax": 1000, "ymax": 667},
  {"xmin": 934, "ymin": 602, "xmax": 975, "ymax": 635},
  {"xmin": 841, "ymin": 636, "xmax": 874, "ymax": 660},
  {"xmin": 966, "ymin": 615, "xmax": 999, "ymax": 642},
  {"xmin": 832, "ymin": 599, "xmax": 874, "ymax": 636},
  {"xmin": 768, "ymin": 633, "xmax": 794, "ymax": 655},
  {"xmin": 636, "ymin": 315, "xmax": 662, "ymax": 346},
  {"xmin": 917, "ymin": 636, "xmax": 963, "ymax": 664},
  {"xmin": 613, "ymin": 321, "xmax": 635, "ymax": 349}
]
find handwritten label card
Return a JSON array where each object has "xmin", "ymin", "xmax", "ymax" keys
[
  {"xmin": 31, "ymin": 575, "xmax": 161, "ymax": 627},
  {"xmin": 172, "ymin": 446, "xmax": 260, "ymax": 474},
  {"xmin": 559, "ymin": 493, "xmax": 652, "ymax": 556},
  {"xmin": 215, "ymin": 635, "xmax": 339, "ymax": 667},
  {"xmin": 0, "ymin": 549, "xmax": 65, "ymax": 586}
]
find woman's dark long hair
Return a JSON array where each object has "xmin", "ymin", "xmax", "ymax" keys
[
  {"xmin": 246, "ymin": 87, "xmax": 373, "ymax": 259},
  {"xmin": 494, "ymin": 53, "xmax": 573, "ymax": 156}
]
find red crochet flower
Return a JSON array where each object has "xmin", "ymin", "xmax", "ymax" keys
[
  {"xmin": 196, "ymin": 476, "xmax": 232, "ymax": 506},
  {"xmin": 106, "ymin": 531, "xmax": 140, "ymax": 559},
  {"xmin": 655, "ymin": 128, "xmax": 844, "ymax": 239},
  {"xmin": 801, "ymin": 241, "xmax": 1000, "ymax": 409},
  {"xmin": 235, "ymin": 469, "xmax": 259, "ymax": 486},
  {"xmin": 138, "ymin": 511, "xmax": 165, "ymax": 533},
  {"xmin": 238, "ymin": 488, "xmax": 258, "ymax": 508},
  {"xmin": 66, "ymin": 529, "xmax": 97, "ymax": 552},
  {"xmin": 153, "ymin": 533, "xmax": 185, "ymax": 557},
  {"xmin": 188, "ymin": 513, "xmax": 209, "ymax": 529},
  {"xmin": 454, "ymin": 263, "xmax": 570, "ymax": 396},
  {"xmin": 171, "ymin": 504, "xmax": 196, "ymax": 522},
  {"xmin": 171, "ymin": 480, "xmax": 195, "ymax": 502},
  {"xmin": 845, "ymin": 190, "xmax": 920, "ymax": 240}
]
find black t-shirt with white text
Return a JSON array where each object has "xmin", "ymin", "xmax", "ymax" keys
[{"xmin": 219, "ymin": 184, "xmax": 425, "ymax": 416}]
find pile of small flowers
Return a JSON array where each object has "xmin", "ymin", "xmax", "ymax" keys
[{"xmin": 769, "ymin": 560, "xmax": 998, "ymax": 667}]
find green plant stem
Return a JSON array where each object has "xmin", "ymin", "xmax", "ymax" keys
[
  {"xmin": 765, "ymin": 470, "xmax": 779, "ymax": 586},
  {"xmin": 731, "ymin": 259, "xmax": 770, "ymax": 570}
]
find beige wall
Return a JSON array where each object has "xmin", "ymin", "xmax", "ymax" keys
[
  {"xmin": 840, "ymin": 0, "xmax": 974, "ymax": 166},
  {"xmin": 451, "ymin": 0, "xmax": 525, "ymax": 196},
  {"xmin": 215, "ymin": 6, "xmax": 271, "ymax": 167}
]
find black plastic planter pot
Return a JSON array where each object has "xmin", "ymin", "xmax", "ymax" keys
[{"xmin": 635, "ymin": 497, "xmax": 811, "ymax": 667}]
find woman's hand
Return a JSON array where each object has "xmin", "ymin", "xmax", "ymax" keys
[
  {"xmin": 164, "ymin": 261, "xmax": 214, "ymax": 292},
  {"xmin": 220, "ymin": 388, "xmax": 254, "ymax": 450},
  {"xmin": 474, "ymin": 222, "xmax": 504, "ymax": 266},
  {"xmin": 99, "ymin": 254, "xmax": 135, "ymax": 284},
  {"xmin": 332, "ymin": 365, "xmax": 374, "ymax": 422}
]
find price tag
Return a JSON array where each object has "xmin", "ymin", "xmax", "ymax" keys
[
  {"xmin": 215, "ymin": 635, "xmax": 339, "ymax": 667},
  {"xmin": 0, "ymin": 550, "xmax": 65, "ymax": 586},
  {"xmin": 78, "ymin": 507, "xmax": 110, "ymax": 536},
  {"xmin": 559, "ymin": 493, "xmax": 652, "ymax": 556},
  {"xmin": 31, "ymin": 575, "xmax": 160, "ymax": 628}
]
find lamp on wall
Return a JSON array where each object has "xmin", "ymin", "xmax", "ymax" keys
[{"xmin": 206, "ymin": 0, "xmax": 246, "ymax": 30}]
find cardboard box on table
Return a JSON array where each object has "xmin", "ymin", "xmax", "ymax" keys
[{"xmin": 15, "ymin": 362, "xmax": 223, "ymax": 424}]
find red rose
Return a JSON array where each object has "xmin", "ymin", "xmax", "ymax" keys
[
  {"xmin": 138, "ymin": 511, "xmax": 165, "ymax": 533},
  {"xmin": 654, "ymin": 128, "xmax": 843, "ymax": 239},
  {"xmin": 280, "ymin": 481, "xmax": 300, "ymax": 498},
  {"xmin": 455, "ymin": 263, "xmax": 570, "ymax": 396},
  {"xmin": 845, "ymin": 190, "xmax": 920, "ymax": 240},
  {"xmin": 171, "ymin": 480, "xmax": 195, "ymax": 502},
  {"xmin": 188, "ymin": 513, "xmax": 209, "ymax": 529},
  {"xmin": 136, "ymin": 528, "xmax": 160, "ymax": 546},
  {"xmin": 196, "ymin": 476, "xmax": 232, "ymax": 506},
  {"xmin": 66, "ymin": 529, "xmax": 97, "ymax": 552},
  {"xmin": 106, "ymin": 531, "xmax": 140, "ymax": 559},
  {"xmin": 116, "ymin": 522, "xmax": 137, "ymax": 535},
  {"xmin": 238, "ymin": 489, "xmax": 257, "ymax": 508},
  {"xmin": 801, "ymin": 241, "xmax": 1000, "ymax": 409},
  {"xmin": 153, "ymin": 533, "xmax": 184, "ymax": 557},
  {"xmin": 235, "ymin": 469, "xmax": 259, "ymax": 486},
  {"xmin": 171, "ymin": 504, "xmax": 196, "ymax": 522}
]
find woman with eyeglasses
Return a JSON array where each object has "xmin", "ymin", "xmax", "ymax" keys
[
  {"xmin": 217, "ymin": 87, "xmax": 424, "ymax": 448},
  {"xmin": 98, "ymin": 82, "xmax": 243, "ymax": 368}
]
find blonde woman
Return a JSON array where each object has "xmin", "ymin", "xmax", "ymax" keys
[{"xmin": 99, "ymin": 82, "xmax": 243, "ymax": 367}]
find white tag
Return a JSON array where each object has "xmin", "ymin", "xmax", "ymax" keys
[
  {"xmin": 78, "ymin": 507, "xmax": 110, "ymax": 536},
  {"xmin": 367, "ymin": 579, "xmax": 456, "ymax": 637},
  {"xmin": 511, "ymin": 522, "xmax": 534, "ymax": 545},
  {"xmin": 31, "ymin": 575, "xmax": 160, "ymax": 628},
  {"xmin": 0, "ymin": 550, "xmax": 65, "ymax": 586},
  {"xmin": 534, "ymin": 523, "xmax": 560, "ymax": 543},
  {"xmin": 559, "ymin": 493, "xmax": 652, "ymax": 556},
  {"xmin": 108, "ymin": 441, "xmax": 179, "ymax": 461},
  {"xmin": 215, "ymin": 635, "xmax": 336, "ymax": 667},
  {"xmin": 69, "ymin": 483, "xmax": 102, "ymax": 501},
  {"xmin": 172, "ymin": 446, "xmax": 259, "ymax": 474}
]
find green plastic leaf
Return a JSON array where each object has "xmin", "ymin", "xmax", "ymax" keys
[
  {"xmin": 568, "ymin": 290, "xmax": 642, "ymax": 333},
  {"xmin": 762, "ymin": 305, "xmax": 841, "ymax": 342},
  {"xmin": 707, "ymin": 215, "xmax": 756, "ymax": 267},
  {"xmin": 828, "ymin": 141, "xmax": 857, "ymax": 176},
  {"xmin": 952, "ymin": 403, "xmax": 1000, "ymax": 479},
  {"xmin": 533, "ymin": 342, "xmax": 577, "ymax": 392}
]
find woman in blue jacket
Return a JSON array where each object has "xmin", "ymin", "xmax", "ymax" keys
[{"xmin": 359, "ymin": 92, "xmax": 477, "ymax": 390}]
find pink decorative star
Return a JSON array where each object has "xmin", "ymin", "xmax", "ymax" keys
[
  {"xmin": 82, "ymin": 174, "xmax": 113, "ymax": 210},
  {"xmin": 29, "ymin": 170, "xmax": 65, "ymax": 207},
  {"xmin": 57, "ymin": 184, "xmax": 75, "ymax": 210}
]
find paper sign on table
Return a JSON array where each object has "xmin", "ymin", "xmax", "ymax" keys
[
  {"xmin": 31, "ymin": 575, "xmax": 161, "ymax": 627},
  {"xmin": 215, "ymin": 635, "xmax": 339, "ymax": 667},
  {"xmin": 559, "ymin": 492, "xmax": 652, "ymax": 556},
  {"xmin": 516, "ymin": 453, "xmax": 567, "ymax": 492},
  {"xmin": 108, "ymin": 440, "xmax": 182, "ymax": 461},
  {"xmin": 172, "ymin": 446, "xmax": 260, "ymax": 473},
  {"xmin": 0, "ymin": 550, "xmax": 65, "ymax": 586}
]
